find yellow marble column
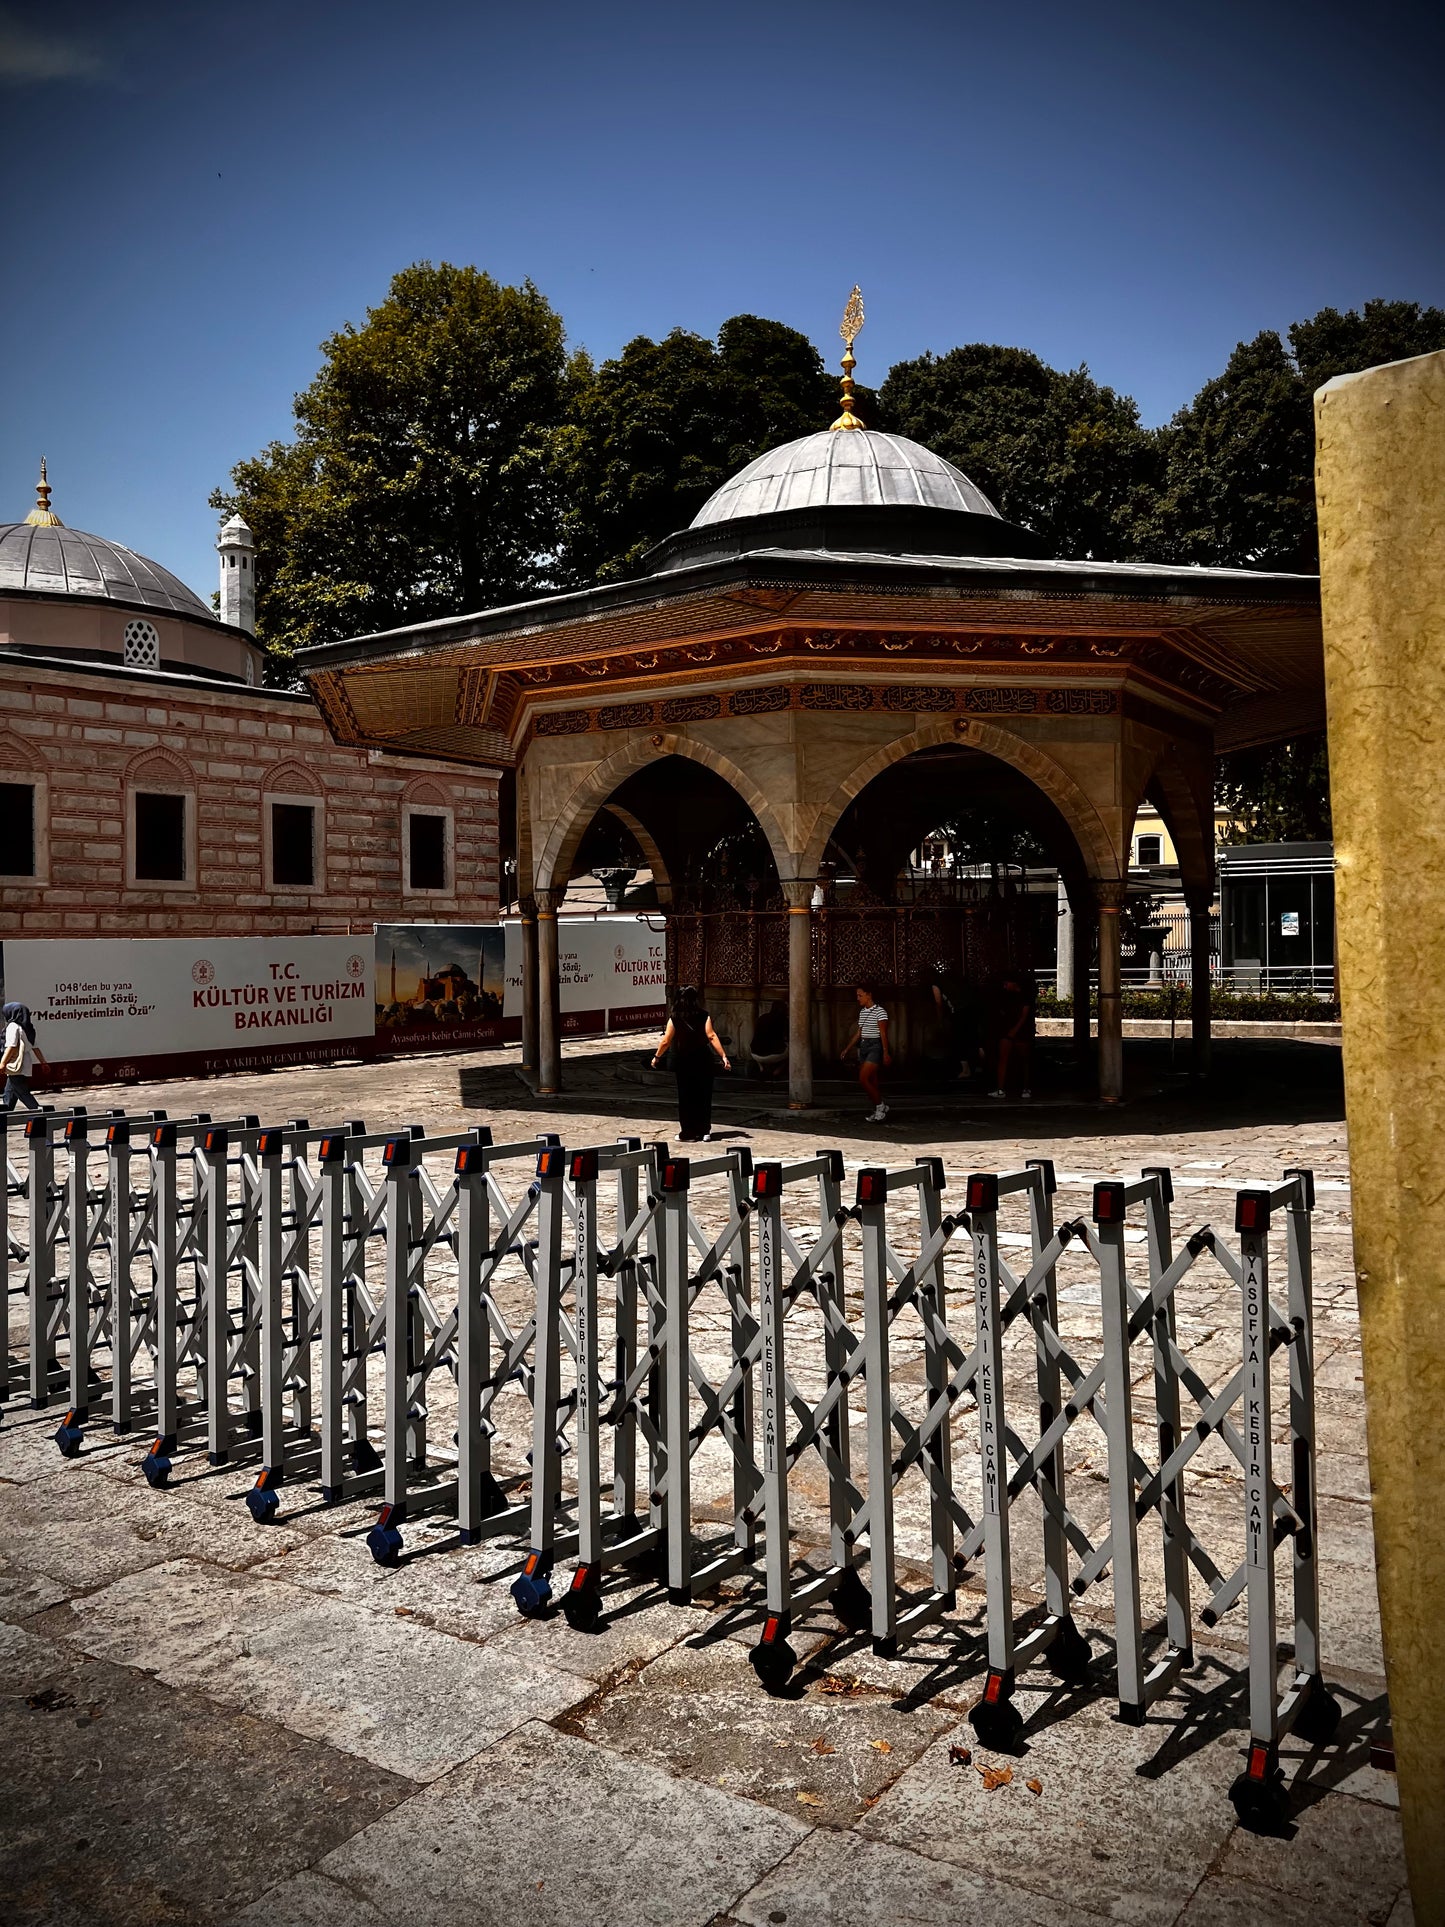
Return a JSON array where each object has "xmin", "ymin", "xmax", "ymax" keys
[{"xmin": 1315, "ymin": 347, "xmax": 1445, "ymax": 1916}]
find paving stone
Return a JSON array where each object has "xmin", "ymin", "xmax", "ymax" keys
[
  {"xmin": 0, "ymin": 1464, "xmax": 356, "ymax": 1594},
  {"xmin": 51, "ymin": 1557, "xmax": 594, "ymax": 1781},
  {"xmin": 736, "ymin": 1829, "xmax": 1113, "ymax": 1927},
  {"xmin": 1176, "ymin": 1875, "xmax": 1343, "ymax": 1927},
  {"xmin": 313, "ymin": 1720, "xmax": 809, "ymax": 1927},
  {"xmin": 561, "ymin": 1632, "xmax": 959, "ymax": 1827},
  {"xmin": 0, "ymin": 1409, "xmax": 131, "ymax": 1485},
  {"xmin": 857, "ymin": 1688, "xmax": 1242, "ymax": 1927},
  {"xmin": 0, "ymin": 1618, "xmax": 410, "ymax": 1927},
  {"xmin": 256, "ymin": 1528, "xmax": 710, "ymax": 1682},
  {"xmin": 1217, "ymin": 1788, "xmax": 1407, "ymax": 1919},
  {"xmin": 0, "ymin": 1564, "xmax": 69, "ymax": 1621},
  {"xmin": 226, "ymin": 1869, "xmax": 396, "ymax": 1927}
]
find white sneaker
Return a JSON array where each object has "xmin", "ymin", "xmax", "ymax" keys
[
  {"xmin": 875, "ymin": 1101, "xmax": 889, "ymax": 1120},
  {"xmin": 989, "ymin": 1088, "xmax": 1006, "ymax": 1099},
  {"xmin": 865, "ymin": 1105, "xmax": 883, "ymax": 1122}
]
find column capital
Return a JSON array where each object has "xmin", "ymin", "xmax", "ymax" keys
[
  {"xmin": 518, "ymin": 894, "xmax": 539, "ymax": 921},
  {"xmin": 781, "ymin": 877, "xmax": 815, "ymax": 912},
  {"xmin": 535, "ymin": 884, "xmax": 567, "ymax": 916},
  {"xmin": 1092, "ymin": 878, "xmax": 1128, "ymax": 913}
]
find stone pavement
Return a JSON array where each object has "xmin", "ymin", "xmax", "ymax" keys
[{"xmin": 0, "ymin": 1038, "xmax": 1410, "ymax": 1926}]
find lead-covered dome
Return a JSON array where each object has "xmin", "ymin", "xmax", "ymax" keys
[
  {"xmin": 0, "ymin": 521, "xmax": 217, "ymax": 622},
  {"xmin": 691, "ymin": 429, "xmax": 1000, "ymax": 526}
]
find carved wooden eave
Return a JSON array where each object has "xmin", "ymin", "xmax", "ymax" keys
[{"xmin": 299, "ymin": 551, "xmax": 1323, "ymax": 767}]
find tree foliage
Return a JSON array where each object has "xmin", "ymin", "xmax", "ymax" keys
[
  {"xmin": 211, "ymin": 263, "xmax": 578, "ymax": 672},
  {"xmin": 878, "ymin": 344, "xmax": 1158, "ymax": 559},
  {"xmin": 560, "ymin": 314, "xmax": 873, "ymax": 581},
  {"xmin": 1216, "ymin": 734, "xmax": 1332, "ymax": 844}
]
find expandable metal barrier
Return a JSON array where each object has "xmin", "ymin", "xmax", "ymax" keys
[{"xmin": 2, "ymin": 1107, "xmax": 1341, "ymax": 1833}]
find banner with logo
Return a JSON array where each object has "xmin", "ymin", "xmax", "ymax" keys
[
  {"xmin": 500, "ymin": 915, "xmax": 667, "ymax": 1038},
  {"xmin": 0, "ymin": 935, "xmax": 374, "ymax": 1083}
]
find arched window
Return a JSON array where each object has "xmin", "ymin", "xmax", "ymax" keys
[{"xmin": 123, "ymin": 618, "xmax": 160, "ymax": 669}]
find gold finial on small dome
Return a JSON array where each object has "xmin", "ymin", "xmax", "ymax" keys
[
  {"xmin": 830, "ymin": 285, "xmax": 866, "ymax": 431},
  {"xmin": 24, "ymin": 457, "xmax": 64, "ymax": 528}
]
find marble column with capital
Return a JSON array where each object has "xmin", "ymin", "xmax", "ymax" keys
[
  {"xmin": 535, "ymin": 884, "xmax": 566, "ymax": 1095},
  {"xmin": 1094, "ymin": 879, "xmax": 1126, "ymax": 1103},
  {"xmin": 518, "ymin": 895, "xmax": 539, "ymax": 1078},
  {"xmin": 782, "ymin": 878, "xmax": 814, "ymax": 1109}
]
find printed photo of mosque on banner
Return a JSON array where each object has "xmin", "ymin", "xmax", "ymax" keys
[{"xmin": 374, "ymin": 924, "xmax": 506, "ymax": 1050}]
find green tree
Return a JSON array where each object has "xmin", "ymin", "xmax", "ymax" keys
[
  {"xmin": 211, "ymin": 263, "xmax": 578, "ymax": 673},
  {"xmin": 560, "ymin": 314, "xmax": 873, "ymax": 581},
  {"xmin": 1146, "ymin": 299, "xmax": 1445, "ymax": 573},
  {"xmin": 1216, "ymin": 734, "xmax": 1332, "ymax": 843},
  {"xmin": 877, "ymin": 344, "xmax": 1158, "ymax": 559}
]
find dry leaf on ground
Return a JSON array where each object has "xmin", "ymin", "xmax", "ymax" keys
[
  {"xmin": 1026, "ymin": 1777, "xmax": 1043, "ymax": 1796},
  {"xmin": 868, "ymin": 1739, "xmax": 893, "ymax": 1754},
  {"xmin": 797, "ymin": 1791, "xmax": 827, "ymax": 1808},
  {"xmin": 810, "ymin": 1738, "xmax": 836, "ymax": 1755},
  {"xmin": 948, "ymin": 1744, "xmax": 973, "ymax": 1767}
]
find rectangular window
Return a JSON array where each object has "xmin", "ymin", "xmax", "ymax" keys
[
  {"xmin": 408, "ymin": 810, "xmax": 447, "ymax": 891},
  {"xmin": 0, "ymin": 780, "xmax": 36, "ymax": 878},
  {"xmin": 271, "ymin": 801, "xmax": 316, "ymax": 888},
  {"xmin": 1136, "ymin": 835, "xmax": 1163, "ymax": 866},
  {"xmin": 134, "ymin": 791, "xmax": 187, "ymax": 882}
]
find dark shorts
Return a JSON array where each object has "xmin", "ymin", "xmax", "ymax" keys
[{"xmin": 858, "ymin": 1039, "xmax": 884, "ymax": 1067}]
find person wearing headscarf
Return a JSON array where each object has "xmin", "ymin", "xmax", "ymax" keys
[{"xmin": 1, "ymin": 1002, "xmax": 46, "ymax": 1111}]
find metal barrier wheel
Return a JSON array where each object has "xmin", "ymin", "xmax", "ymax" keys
[
  {"xmin": 141, "ymin": 1443, "xmax": 172, "ymax": 1488},
  {"xmin": 53, "ymin": 1416, "xmax": 84, "ymax": 1458},
  {"xmin": 1229, "ymin": 1756, "xmax": 1290, "ymax": 1834},
  {"xmin": 245, "ymin": 1487, "xmax": 281, "ymax": 1525},
  {"xmin": 511, "ymin": 1552, "xmax": 553, "ymax": 1617},
  {"xmin": 366, "ymin": 1517, "xmax": 403, "ymax": 1567},
  {"xmin": 969, "ymin": 1691, "xmax": 1024, "ymax": 1752},
  {"xmin": 749, "ymin": 1623, "xmax": 798, "ymax": 1694},
  {"xmin": 560, "ymin": 1565, "xmax": 603, "ymax": 1631}
]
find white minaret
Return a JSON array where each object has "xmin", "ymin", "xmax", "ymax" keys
[{"xmin": 217, "ymin": 513, "xmax": 256, "ymax": 633}]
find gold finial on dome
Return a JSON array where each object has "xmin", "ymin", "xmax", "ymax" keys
[
  {"xmin": 830, "ymin": 285, "xmax": 866, "ymax": 431},
  {"xmin": 25, "ymin": 457, "xmax": 64, "ymax": 528}
]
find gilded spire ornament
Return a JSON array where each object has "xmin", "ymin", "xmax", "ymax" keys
[
  {"xmin": 830, "ymin": 285, "xmax": 866, "ymax": 431},
  {"xmin": 24, "ymin": 457, "xmax": 63, "ymax": 528}
]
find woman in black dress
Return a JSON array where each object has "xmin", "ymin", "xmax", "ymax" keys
[{"xmin": 652, "ymin": 986, "xmax": 730, "ymax": 1141}]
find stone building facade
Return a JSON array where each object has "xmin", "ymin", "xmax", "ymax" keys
[{"xmin": 0, "ymin": 470, "xmax": 502, "ymax": 940}]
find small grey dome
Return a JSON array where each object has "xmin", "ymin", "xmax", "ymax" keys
[
  {"xmin": 0, "ymin": 522, "xmax": 216, "ymax": 622},
  {"xmin": 691, "ymin": 429, "xmax": 1000, "ymax": 527}
]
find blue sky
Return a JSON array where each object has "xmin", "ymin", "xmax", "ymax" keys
[{"xmin": 2, "ymin": 0, "xmax": 1442, "ymax": 600}]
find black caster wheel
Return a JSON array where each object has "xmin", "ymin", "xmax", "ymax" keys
[
  {"xmin": 969, "ymin": 1695, "xmax": 1025, "ymax": 1752},
  {"xmin": 561, "ymin": 1577, "xmax": 603, "ymax": 1632},
  {"xmin": 749, "ymin": 1637, "xmax": 798, "ymax": 1694},
  {"xmin": 1229, "ymin": 1765, "xmax": 1290, "ymax": 1834},
  {"xmin": 1048, "ymin": 1621, "xmax": 1093, "ymax": 1685},
  {"xmin": 54, "ymin": 1423, "xmax": 84, "ymax": 1459},
  {"xmin": 141, "ymin": 1448, "xmax": 172, "ymax": 1489},
  {"xmin": 1293, "ymin": 1687, "xmax": 1342, "ymax": 1746},
  {"xmin": 367, "ymin": 1522, "xmax": 403, "ymax": 1567},
  {"xmin": 831, "ymin": 1567, "xmax": 872, "ymax": 1632},
  {"xmin": 511, "ymin": 1568, "xmax": 553, "ymax": 1617},
  {"xmin": 245, "ymin": 1486, "xmax": 280, "ymax": 1525}
]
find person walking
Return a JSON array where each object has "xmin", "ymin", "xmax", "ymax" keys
[
  {"xmin": 841, "ymin": 983, "xmax": 891, "ymax": 1123},
  {"xmin": 1, "ymin": 1001, "xmax": 45, "ymax": 1111},
  {"xmin": 652, "ymin": 985, "xmax": 730, "ymax": 1141}
]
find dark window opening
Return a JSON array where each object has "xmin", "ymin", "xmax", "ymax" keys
[
  {"xmin": 408, "ymin": 811, "xmax": 447, "ymax": 891},
  {"xmin": 1136, "ymin": 834, "xmax": 1163, "ymax": 866},
  {"xmin": 1, "ymin": 781, "xmax": 36, "ymax": 877},
  {"xmin": 271, "ymin": 802, "xmax": 316, "ymax": 887},
  {"xmin": 135, "ymin": 791, "xmax": 186, "ymax": 882}
]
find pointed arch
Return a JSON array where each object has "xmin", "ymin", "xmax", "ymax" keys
[
  {"xmin": 533, "ymin": 733, "xmax": 797, "ymax": 891},
  {"xmin": 799, "ymin": 715, "xmax": 1124, "ymax": 882}
]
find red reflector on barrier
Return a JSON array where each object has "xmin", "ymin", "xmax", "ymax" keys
[
  {"xmin": 536, "ymin": 1147, "xmax": 563, "ymax": 1178},
  {"xmin": 856, "ymin": 1167, "xmax": 887, "ymax": 1206},
  {"xmin": 1247, "ymin": 1741, "xmax": 1271, "ymax": 1780},
  {"xmin": 754, "ymin": 1162, "xmax": 782, "ymax": 1199},
  {"xmin": 662, "ymin": 1158, "xmax": 691, "ymax": 1193},
  {"xmin": 966, "ymin": 1173, "xmax": 998, "ymax": 1213},
  {"xmin": 570, "ymin": 1149, "xmax": 599, "ymax": 1183},
  {"xmin": 1236, "ymin": 1190, "xmax": 1270, "ymax": 1234},
  {"xmin": 762, "ymin": 1615, "xmax": 781, "ymax": 1644},
  {"xmin": 259, "ymin": 1131, "xmax": 283, "ymax": 1158},
  {"xmin": 1093, "ymin": 1181, "xmax": 1126, "ymax": 1225},
  {"xmin": 455, "ymin": 1145, "xmax": 483, "ymax": 1175}
]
